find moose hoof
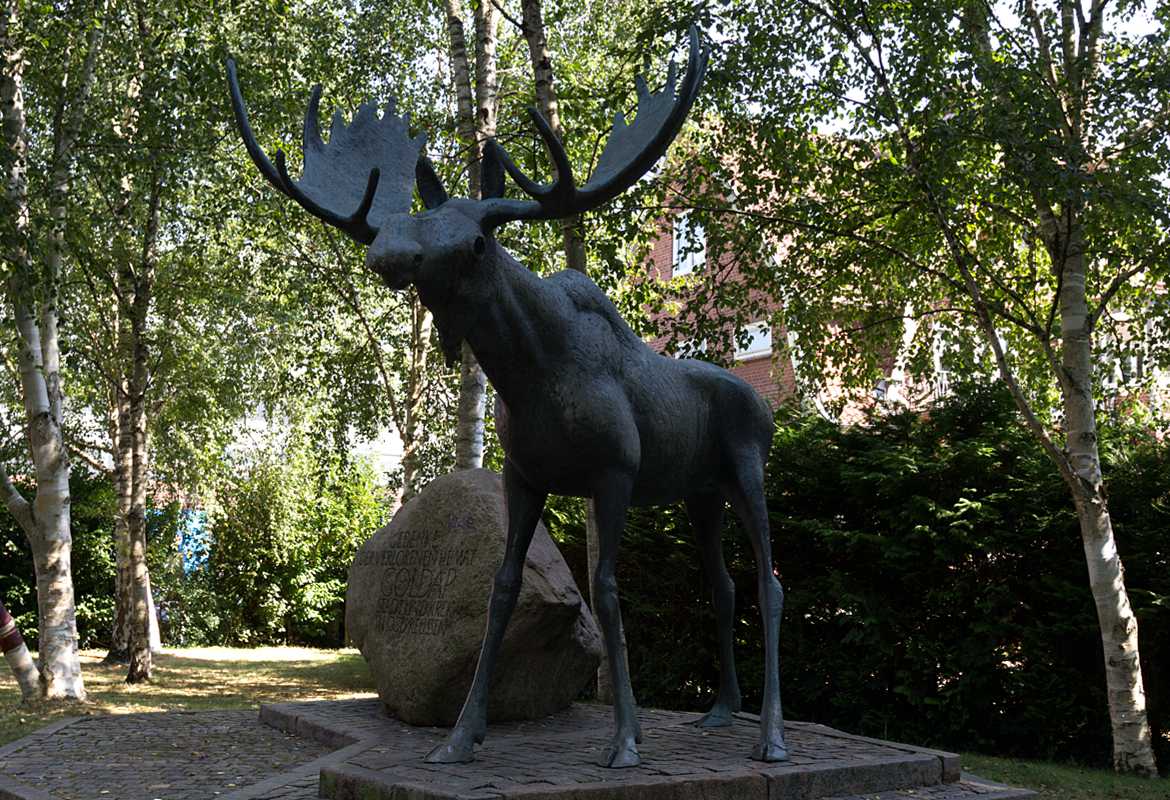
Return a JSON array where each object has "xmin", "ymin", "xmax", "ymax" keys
[
  {"xmin": 695, "ymin": 704, "xmax": 736, "ymax": 728},
  {"xmin": 751, "ymin": 737, "xmax": 789, "ymax": 763},
  {"xmin": 602, "ymin": 736, "xmax": 642, "ymax": 768},
  {"xmin": 425, "ymin": 731, "xmax": 477, "ymax": 764}
]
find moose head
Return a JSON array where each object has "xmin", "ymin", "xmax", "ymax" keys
[{"xmin": 228, "ymin": 28, "xmax": 789, "ymax": 770}]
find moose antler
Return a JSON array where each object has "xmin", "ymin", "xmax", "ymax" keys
[
  {"xmin": 227, "ymin": 26, "xmax": 706, "ymax": 239},
  {"xmin": 226, "ymin": 60, "xmax": 427, "ymax": 245},
  {"xmin": 481, "ymin": 26, "xmax": 708, "ymax": 229}
]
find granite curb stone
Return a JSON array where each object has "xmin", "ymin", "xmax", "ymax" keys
[
  {"xmin": 0, "ymin": 773, "xmax": 61, "ymax": 800},
  {"xmin": 220, "ymin": 741, "xmax": 379, "ymax": 800},
  {"xmin": 783, "ymin": 721, "xmax": 962, "ymax": 783}
]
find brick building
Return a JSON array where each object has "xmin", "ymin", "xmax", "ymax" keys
[{"xmin": 644, "ymin": 210, "xmax": 797, "ymax": 407}]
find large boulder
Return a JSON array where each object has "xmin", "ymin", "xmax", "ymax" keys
[{"xmin": 346, "ymin": 468, "xmax": 602, "ymax": 725}]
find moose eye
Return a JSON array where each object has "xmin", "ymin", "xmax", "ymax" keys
[{"xmin": 474, "ymin": 236, "xmax": 486, "ymax": 255}]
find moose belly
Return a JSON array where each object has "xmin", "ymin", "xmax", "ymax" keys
[
  {"xmin": 497, "ymin": 386, "xmax": 639, "ymax": 497},
  {"xmin": 496, "ymin": 377, "xmax": 723, "ymax": 503}
]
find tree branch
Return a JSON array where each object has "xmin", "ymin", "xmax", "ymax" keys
[
  {"xmin": 1060, "ymin": 1, "xmax": 1079, "ymax": 111},
  {"xmin": 794, "ymin": 0, "xmax": 1076, "ymax": 485},
  {"xmin": 1023, "ymin": 0, "xmax": 1075, "ymax": 139},
  {"xmin": 66, "ymin": 441, "xmax": 112, "ymax": 476},
  {"xmin": 650, "ymin": 197, "xmax": 1045, "ymax": 338},
  {"xmin": 292, "ymin": 228, "xmax": 405, "ymax": 434},
  {"xmin": 839, "ymin": 305, "xmax": 980, "ymax": 335},
  {"xmin": 0, "ymin": 459, "xmax": 35, "ymax": 539},
  {"xmin": 490, "ymin": 0, "xmax": 523, "ymax": 33},
  {"xmin": 1089, "ymin": 262, "xmax": 1147, "ymax": 332}
]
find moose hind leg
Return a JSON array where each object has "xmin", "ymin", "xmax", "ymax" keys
[
  {"xmin": 592, "ymin": 472, "xmax": 641, "ymax": 768},
  {"xmin": 684, "ymin": 492, "xmax": 742, "ymax": 728},
  {"xmin": 425, "ymin": 460, "xmax": 547, "ymax": 764},
  {"xmin": 723, "ymin": 458, "xmax": 788, "ymax": 762}
]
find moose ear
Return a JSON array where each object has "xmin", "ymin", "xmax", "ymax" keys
[
  {"xmin": 416, "ymin": 156, "xmax": 449, "ymax": 209},
  {"xmin": 481, "ymin": 143, "xmax": 505, "ymax": 199}
]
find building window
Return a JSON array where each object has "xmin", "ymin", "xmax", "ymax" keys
[
  {"xmin": 672, "ymin": 211, "xmax": 705, "ymax": 276},
  {"xmin": 734, "ymin": 321, "xmax": 772, "ymax": 361},
  {"xmin": 675, "ymin": 338, "xmax": 708, "ymax": 359}
]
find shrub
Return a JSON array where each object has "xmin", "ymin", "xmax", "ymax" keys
[{"xmin": 201, "ymin": 433, "xmax": 388, "ymax": 646}]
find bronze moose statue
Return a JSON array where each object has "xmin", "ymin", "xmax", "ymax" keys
[{"xmin": 227, "ymin": 27, "xmax": 786, "ymax": 768}]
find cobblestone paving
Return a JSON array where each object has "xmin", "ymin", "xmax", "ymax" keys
[
  {"xmin": 0, "ymin": 701, "xmax": 1032, "ymax": 800},
  {"xmin": 0, "ymin": 710, "xmax": 329, "ymax": 800}
]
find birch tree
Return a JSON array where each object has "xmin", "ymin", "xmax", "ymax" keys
[
  {"xmin": 686, "ymin": 0, "xmax": 1169, "ymax": 774},
  {"xmin": 444, "ymin": 0, "xmax": 499, "ymax": 469},
  {"xmin": 279, "ymin": 227, "xmax": 448, "ymax": 505},
  {"xmin": 69, "ymin": 0, "xmax": 210, "ymax": 682},
  {"xmin": 96, "ymin": 0, "xmax": 163, "ymax": 681},
  {"xmin": 0, "ymin": 0, "xmax": 106, "ymax": 702}
]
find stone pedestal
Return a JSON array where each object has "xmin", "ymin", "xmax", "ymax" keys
[{"xmin": 258, "ymin": 699, "xmax": 1035, "ymax": 800}]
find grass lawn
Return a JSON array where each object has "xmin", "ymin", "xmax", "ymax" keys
[
  {"xmin": 5, "ymin": 649, "xmax": 1166, "ymax": 799},
  {"xmin": 962, "ymin": 752, "xmax": 1168, "ymax": 799},
  {"xmin": 0, "ymin": 646, "xmax": 375, "ymax": 747}
]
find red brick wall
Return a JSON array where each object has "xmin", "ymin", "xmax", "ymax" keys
[{"xmin": 645, "ymin": 212, "xmax": 796, "ymax": 408}]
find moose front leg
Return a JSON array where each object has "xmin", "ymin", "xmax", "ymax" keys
[
  {"xmin": 592, "ymin": 471, "xmax": 642, "ymax": 768},
  {"xmin": 425, "ymin": 460, "xmax": 547, "ymax": 764}
]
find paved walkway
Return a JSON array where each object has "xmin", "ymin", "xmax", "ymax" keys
[
  {"xmin": 0, "ymin": 710, "xmax": 329, "ymax": 800},
  {"xmin": 0, "ymin": 702, "xmax": 1033, "ymax": 800}
]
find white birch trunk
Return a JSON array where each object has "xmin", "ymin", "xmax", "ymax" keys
[
  {"xmin": 20, "ymin": 295, "xmax": 85, "ymax": 701},
  {"xmin": 455, "ymin": 345, "xmax": 487, "ymax": 469},
  {"xmin": 1, "ymin": 0, "xmax": 86, "ymax": 702},
  {"xmin": 884, "ymin": 301, "xmax": 919, "ymax": 406},
  {"xmin": 1057, "ymin": 221, "xmax": 1157, "ymax": 776},
  {"xmin": 124, "ymin": 185, "xmax": 159, "ymax": 683},
  {"xmin": 105, "ymin": 18, "xmax": 159, "ymax": 675},
  {"xmin": 400, "ymin": 298, "xmax": 433, "ymax": 503},
  {"xmin": 445, "ymin": 0, "xmax": 497, "ymax": 469},
  {"xmin": 108, "ymin": 390, "xmax": 133, "ymax": 661},
  {"xmin": 519, "ymin": 0, "xmax": 586, "ymax": 271}
]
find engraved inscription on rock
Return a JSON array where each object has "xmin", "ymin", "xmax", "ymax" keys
[{"xmin": 355, "ymin": 527, "xmax": 477, "ymax": 636}]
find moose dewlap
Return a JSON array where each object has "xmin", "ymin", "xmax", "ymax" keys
[{"xmin": 346, "ymin": 469, "xmax": 602, "ymax": 725}]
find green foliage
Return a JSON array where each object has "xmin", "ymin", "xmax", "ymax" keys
[
  {"xmin": 142, "ymin": 502, "xmax": 214, "ymax": 647},
  {"xmin": 0, "ymin": 471, "xmax": 117, "ymax": 649},
  {"xmin": 0, "ymin": 441, "xmax": 389, "ymax": 651},
  {"xmin": 200, "ymin": 425, "xmax": 388, "ymax": 646},
  {"xmin": 549, "ymin": 382, "xmax": 1169, "ymax": 766},
  {"xmin": 663, "ymin": 1, "xmax": 1170, "ymax": 414}
]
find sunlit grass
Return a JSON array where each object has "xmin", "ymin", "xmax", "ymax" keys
[
  {"xmin": 0, "ymin": 647, "xmax": 375, "ymax": 746},
  {"xmin": 962, "ymin": 752, "xmax": 1168, "ymax": 799}
]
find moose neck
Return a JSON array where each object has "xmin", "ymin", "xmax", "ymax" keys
[{"xmin": 424, "ymin": 239, "xmax": 556, "ymax": 407}]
